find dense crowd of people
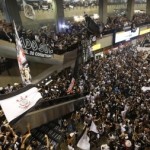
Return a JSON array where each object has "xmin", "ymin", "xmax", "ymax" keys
[
  {"xmin": 39, "ymin": 67, "xmax": 76, "ymax": 100},
  {"xmin": 0, "ymin": 113, "xmax": 54, "ymax": 150},
  {"xmin": 0, "ymin": 39, "xmax": 149, "ymax": 149},
  {"xmin": 0, "ymin": 13, "xmax": 150, "ymax": 55},
  {"xmin": 77, "ymin": 44, "xmax": 150, "ymax": 149},
  {"xmin": 0, "ymin": 6, "xmax": 150, "ymax": 149},
  {"xmin": 54, "ymin": 42, "xmax": 150, "ymax": 150},
  {"xmin": 0, "ymin": 83, "xmax": 24, "ymax": 95}
]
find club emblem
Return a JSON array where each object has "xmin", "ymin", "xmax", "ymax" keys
[{"xmin": 16, "ymin": 96, "xmax": 30, "ymax": 109}]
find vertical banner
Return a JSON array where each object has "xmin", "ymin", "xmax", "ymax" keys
[{"xmin": 13, "ymin": 21, "xmax": 32, "ymax": 85}]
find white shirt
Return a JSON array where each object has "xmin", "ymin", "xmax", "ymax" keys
[{"xmin": 68, "ymin": 145, "xmax": 74, "ymax": 150}]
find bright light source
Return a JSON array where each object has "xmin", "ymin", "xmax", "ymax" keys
[
  {"xmin": 92, "ymin": 44, "xmax": 101, "ymax": 51},
  {"xmin": 60, "ymin": 23, "xmax": 69, "ymax": 29}
]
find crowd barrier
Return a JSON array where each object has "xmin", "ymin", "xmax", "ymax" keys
[{"xmin": 13, "ymin": 96, "xmax": 86, "ymax": 133}]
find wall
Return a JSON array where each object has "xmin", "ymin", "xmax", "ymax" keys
[{"xmin": 96, "ymin": 34, "xmax": 113, "ymax": 49}]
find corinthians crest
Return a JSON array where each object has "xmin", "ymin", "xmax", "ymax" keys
[{"xmin": 16, "ymin": 96, "xmax": 31, "ymax": 109}]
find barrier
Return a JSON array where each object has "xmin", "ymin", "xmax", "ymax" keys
[{"xmin": 12, "ymin": 96, "xmax": 86, "ymax": 133}]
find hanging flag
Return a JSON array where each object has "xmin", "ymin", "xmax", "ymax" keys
[
  {"xmin": 67, "ymin": 78, "xmax": 75, "ymax": 94},
  {"xmin": 0, "ymin": 86, "xmax": 42, "ymax": 123},
  {"xmin": 77, "ymin": 127, "xmax": 90, "ymax": 150},
  {"xmin": 90, "ymin": 121, "xmax": 99, "ymax": 134},
  {"xmin": 23, "ymin": 0, "xmax": 36, "ymax": 20},
  {"xmin": 84, "ymin": 14, "xmax": 100, "ymax": 36},
  {"xmin": 13, "ymin": 21, "xmax": 32, "ymax": 85}
]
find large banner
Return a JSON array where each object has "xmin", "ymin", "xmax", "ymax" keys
[
  {"xmin": 115, "ymin": 28, "xmax": 139, "ymax": 43},
  {"xmin": 20, "ymin": 37, "xmax": 53, "ymax": 58},
  {"xmin": 0, "ymin": 86, "xmax": 42, "ymax": 122},
  {"xmin": 14, "ymin": 21, "xmax": 32, "ymax": 85}
]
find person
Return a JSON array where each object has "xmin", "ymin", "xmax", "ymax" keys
[{"xmin": 67, "ymin": 143, "xmax": 74, "ymax": 150}]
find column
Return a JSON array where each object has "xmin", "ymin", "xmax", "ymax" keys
[
  {"xmin": 5, "ymin": 0, "xmax": 22, "ymax": 25},
  {"xmin": 98, "ymin": 0, "xmax": 107, "ymax": 24},
  {"xmin": 127, "ymin": 0, "xmax": 135, "ymax": 20},
  {"xmin": 1, "ymin": 0, "xmax": 10, "ymax": 22},
  {"xmin": 146, "ymin": 0, "xmax": 150, "ymax": 15},
  {"xmin": 53, "ymin": 0, "xmax": 65, "ymax": 33}
]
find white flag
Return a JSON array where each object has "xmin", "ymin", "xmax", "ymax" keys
[
  {"xmin": 141, "ymin": 86, "xmax": 150, "ymax": 92},
  {"xmin": 23, "ymin": 0, "xmax": 36, "ymax": 20},
  {"xmin": 90, "ymin": 121, "xmax": 99, "ymax": 134},
  {"xmin": 0, "ymin": 87, "xmax": 42, "ymax": 122},
  {"xmin": 77, "ymin": 128, "xmax": 90, "ymax": 150}
]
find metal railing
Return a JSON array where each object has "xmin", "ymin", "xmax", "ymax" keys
[{"xmin": 33, "ymin": 92, "xmax": 89, "ymax": 111}]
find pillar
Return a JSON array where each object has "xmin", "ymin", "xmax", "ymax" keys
[
  {"xmin": 98, "ymin": 0, "xmax": 108, "ymax": 24},
  {"xmin": 146, "ymin": 0, "xmax": 150, "ymax": 15},
  {"xmin": 1, "ymin": 0, "xmax": 10, "ymax": 22},
  {"xmin": 127, "ymin": 0, "xmax": 135, "ymax": 20},
  {"xmin": 4, "ymin": 0, "xmax": 22, "ymax": 25},
  {"xmin": 53, "ymin": 0, "xmax": 65, "ymax": 33}
]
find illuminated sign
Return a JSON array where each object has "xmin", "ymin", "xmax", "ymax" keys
[
  {"xmin": 91, "ymin": 44, "xmax": 101, "ymax": 51},
  {"xmin": 115, "ymin": 28, "xmax": 139, "ymax": 43},
  {"xmin": 140, "ymin": 28, "xmax": 150, "ymax": 35}
]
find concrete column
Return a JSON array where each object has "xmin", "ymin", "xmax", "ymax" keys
[
  {"xmin": 1, "ymin": 0, "xmax": 10, "ymax": 22},
  {"xmin": 146, "ymin": 0, "xmax": 150, "ymax": 15},
  {"xmin": 53, "ymin": 0, "xmax": 65, "ymax": 33},
  {"xmin": 127, "ymin": 0, "xmax": 135, "ymax": 20},
  {"xmin": 98, "ymin": 0, "xmax": 108, "ymax": 24},
  {"xmin": 4, "ymin": 0, "xmax": 22, "ymax": 25}
]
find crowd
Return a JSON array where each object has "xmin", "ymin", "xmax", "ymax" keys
[
  {"xmin": 55, "ymin": 43, "xmax": 150, "ymax": 150},
  {"xmin": 63, "ymin": 0, "xmax": 98, "ymax": 9},
  {"xmin": 133, "ymin": 13, "xmax": 150, "ymax": 26},
  {"xmin": 0, "ymin": 7, "xmax": 150, "ymax": 150},
  {"xmin": 0, "ymin": 19, "xmax": 84, "ymax": 54},
  {"xmin": 0, "ymin": 39, "xmax": 149, "ymax": 149},
  {"xmin": 0, "ymin": 83, "xmax": 24, "ymax": 95},
  {"xmin": 0, "ymin": 13, "xmax": 150, "ymax": 55},
  {"xmin": 0, "ymin": 111, "xmax": 54, "ymax": 150},
  {"xmin": 38, "ymin": 67, "xmax": 77, "ymax": 100},
  {"xmin": 82, "ymin": 45, "xmax": 149, "ymax": 149}
]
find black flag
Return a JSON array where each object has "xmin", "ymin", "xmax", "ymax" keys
[{"xmin": 84, "ymin": 14, "xmax": 100, "ymax": 36}]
